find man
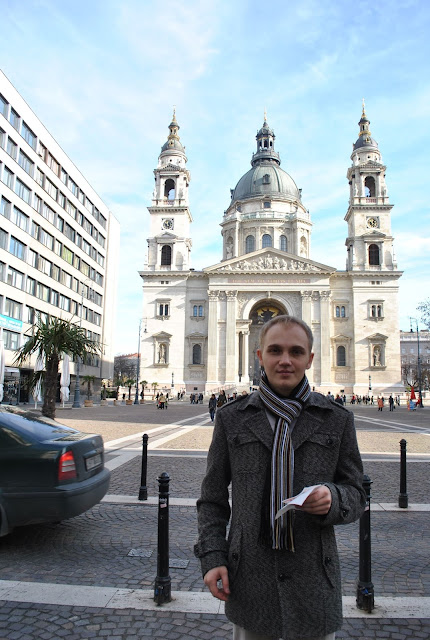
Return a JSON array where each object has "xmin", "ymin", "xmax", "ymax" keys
[
  {"xmin": 208, "ymin": 393, "xmax": 217, "ymax": 422},
  {"xmin": 195, "ymin": 316, "xmax": 365, "ymax": 640}
]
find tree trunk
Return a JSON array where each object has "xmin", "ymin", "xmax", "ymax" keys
[{"xmin": 42, "ymin": 355, "xmax": 59, "ymax": 419}]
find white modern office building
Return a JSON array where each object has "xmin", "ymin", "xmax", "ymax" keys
[
  {"xmin": 138, "ymin": 107, "xmax": 403, "ymax": 397},
  {"xmin": 0, "ymin": 70, "xmax": 119, "ymax": 404}
]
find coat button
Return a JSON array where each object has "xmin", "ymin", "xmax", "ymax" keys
[
  {"xmin": 342, "ymin": 508, "xmax": 349, "ymax": 517},
  {"xmin": 326, "ymin": 438, "xmax": 333, "ymax": 446},
  {"xmin": 324, "ymin": 556, "xmax": 332, "ymax": 565},
  {"xmin": 232, "ymin": 552, "xmax": 239, "ymax": 560},
  {"xmin": 278, "ymin": 573, "xmax": 290, "ymax": 582}
]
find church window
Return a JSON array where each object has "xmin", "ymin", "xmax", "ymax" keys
[
  {"xmin": 341, "ymin": 306, "xmax": 346, "ymax": 317},
  {"xmin": 263, "ymin": 174, "xmax": 270, "ymax": 184},
  {"xmin": 280, "ymin": 235, "xmax": 287, "ymax": 252},
  {"xmin": 161, "ymin": 245, "xmax": 172, "ymax": 266},
  {"xmin": 335, "ymin": 306, "xmax": 340, "ymax": 318},
  {"xmin": 192, "ymin": 344, "xmax": 202, "ymax": 365},
  {"xmin": 264, "ymin": 140, "xmax": 268, "ymax": 148},
  {"xmin": 263, "ymin": 201, "xmax": 271, "ymax": 208},
  {"xmin": 364, "ymin": 176, "xmax": 375, "ymax": 197},
  {"xmin": 158, "ymin": 303, "xmax": 169, "ymax": 317},
  {"xmin": 368, "ymin": 244, "xmax": 379, "ymax": 266},
  {"xmin": 336, "ymin": 346, "xmax": 346, "ymax": 367},
  {"xmin": 262, "ymin": 234, "xmax": 272, "ymax": 248},
  {"xmin": 164, "ymin": 178, "xmax": 175, "ymax": 200},
  {"xmin": 245, "ymin": 235, "xmax": 255, "ymax": 253}
]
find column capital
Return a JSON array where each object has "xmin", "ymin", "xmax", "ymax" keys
[{"xmin": 208, "ymin": 290, "xmax": 220, "ymax": 299}]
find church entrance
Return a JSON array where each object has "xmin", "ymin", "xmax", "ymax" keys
[{"xmin": 247, "ymin": 301, "xmax": 287, "ymax": 387}]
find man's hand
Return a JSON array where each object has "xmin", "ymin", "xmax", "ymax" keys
[
  {"xmin": 204, "ymin": 565, "xmax": 230, "ymax": 601},
  {"xmin": 301, "ymin": 485, "xmax": 332, "ymax": 515}
]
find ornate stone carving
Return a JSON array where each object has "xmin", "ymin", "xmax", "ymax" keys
[{"xmin": 216, "ymin": 253, "xmax": 323, "ymax": 272}]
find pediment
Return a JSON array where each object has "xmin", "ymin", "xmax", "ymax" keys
[
  {"xmin": 186, "ymin": 332, "xmax": 206, "ymax": 339},
  {"xmin": 359, "ymin": 230, "xmax": 386, "ymax": 239},
  {"xmin": 368, "ymin": 332, "xmax": 388, "ymax": 341},
  {"xmin": 163, "ymin": 163, "xmax": 186, "ymax": 172},
  {"xmin": 204, "ymin": 248, "xmax": 335, "ymax": 274},
  {"xmin": 153, "ymin": 331, "xmax": 172, "ymax": 339},
  {"xmin": 155, "ymin": 231, "xmax": 176, "ymax": 240}
]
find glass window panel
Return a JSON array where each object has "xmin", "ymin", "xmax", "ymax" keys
[
  {"xmin": 7, "ymin": 137, "xmax": 17, "ymax": 159},
  {"xmin": 0, "ymin": 93, "xmax": 8, "ymax": 117},
  {"xmin": 3, "ymin": 166, "xmax": 14, "ymax": 189},
  {"xmin": 15, "ymin": 178, "xmax": 31, "ymax": 204},
  {"xmin": 9, "ymin": 108, "xmax": 20, "ymax": 130},
  {"xmin": 21, "ymin": 122, "xmax": 37, "ymax": 150}
]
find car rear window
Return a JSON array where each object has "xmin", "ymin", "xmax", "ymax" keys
[{"xmin": 0, "ymin": 412, "xmax": 81, "ymax": 443}]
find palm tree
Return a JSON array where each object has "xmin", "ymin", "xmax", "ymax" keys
[
  {"xmin": 125, "ymin": 378, "xmax": 135, "ymax": 401},
  {"xmin": 14, "ymin": 315, "xmax": 102, "ymax": 419},
  {"xmin": 151, "ymin": 381, "xmax": 158, "ymax": 399},
  {"xmin": 140, "ymin": 380, "xmax": 148, "ymax": 402},
  {"xmin": 82, "ymin": 375, "xmax": 96, "ymax": 400}
]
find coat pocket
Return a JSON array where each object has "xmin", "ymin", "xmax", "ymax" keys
[{"xmin": 228, "ymin": 433, "xmax": 263, "ymax": 473}]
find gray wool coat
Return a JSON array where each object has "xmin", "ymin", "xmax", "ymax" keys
[{"xmin": 194, "ymin": 391, "xmax": 366, "ymax": 640}]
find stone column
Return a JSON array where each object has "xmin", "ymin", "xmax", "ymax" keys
[
  {"xmin": 243, "ymin": 330, "xmax": 250, "ymax": 383},
  {"xmin": 320, "ymin": 291, "xmax": 331, "ymax": 385},
  {"xmin": 301, "ymin": 290, "xmax": 313, "ymax": 327},
  {"xmin": 206, "ymin": 290, "xmax": 219, "ymax": 383},
  {"xmin": 225, "ymin": 290, "xmax": 237, "ymax": 385}
]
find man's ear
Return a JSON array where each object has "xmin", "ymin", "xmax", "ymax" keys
[
  {"xmin": 306, "ymin": 352, "xmax": 315, "ymax": 369},
  {"xmin": 257, "ymin": 349, "xmax": 263, "ymax": 366}
]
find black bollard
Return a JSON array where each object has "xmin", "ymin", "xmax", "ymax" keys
[
  {"xmin": 138, "ymin": 434, "xmax": 149, "ymax": 501},
  {"xmin": 398, "ymin": 439, "xmax": 408, "ymax": 508},
  {"xmin": 356, "ymin": 475, "xmax": 374, "ymax": 613},
  {"xmin": 154, "ymin": 471, "xmax": 171, "ymax": 605}
]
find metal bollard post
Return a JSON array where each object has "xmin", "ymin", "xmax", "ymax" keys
[
  {"xmin": 138, "ymin": 434, "xmax": 148, "ymax": 501},
  {"xmin": 398, "ymin": 439, "xmax": 408, "ymax": 508},
  {"xmin": 154, "ymin": 471, "xmax": 171, "ymax": 605},
  {"xmin": 356, "ymin": 475, "xmax": 374, "ymax": 613}
]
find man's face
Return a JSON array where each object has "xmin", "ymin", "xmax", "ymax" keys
[{"xmin": 257, "ymin": 322, "xmax": 314, "ymax": 397}]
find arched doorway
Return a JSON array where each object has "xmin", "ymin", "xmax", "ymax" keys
[{"xmin": 247, "ymin": 301, "xmax": 287, "ymax": 386}]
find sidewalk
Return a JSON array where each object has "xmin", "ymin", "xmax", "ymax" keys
[{"xmin": 0, "ymin": 404, "xmax": 429, "ymax": 639}]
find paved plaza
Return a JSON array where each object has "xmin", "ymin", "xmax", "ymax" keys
[{"xmin": 0, "ymin": 400, "xmax": 429, "ymax": 639}]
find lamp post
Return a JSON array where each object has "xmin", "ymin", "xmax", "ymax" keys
[
  {"xmin": 409, "ymin": 317, "xmax": 423, "ymax": 408},
  {"xmin": 72, "ymin": 283, "xmax": 86, "ymax": 408},
  {"xmin": 134, "ymin": 319, "xmax": 143, "ymax": 405},
  {"xmin": 171, "ymin": 371, "xmax": 174, "ymax": 393}
]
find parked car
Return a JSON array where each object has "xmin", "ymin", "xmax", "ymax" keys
[{"xmin": 0, "ymin": 409, "xmax": 110, "ymax": 536}]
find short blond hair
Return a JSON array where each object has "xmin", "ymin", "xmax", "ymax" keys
[{"xmin": 259, "ymin": 315, "xmax": 314, "ymax": 352}]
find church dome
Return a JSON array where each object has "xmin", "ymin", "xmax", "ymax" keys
[
  {"xmin": 353, "ymin": 103, "xmax": 379, "ymax": 151},
  {"xmin": 230, "ymin": 116, "xmax": 300, "ymax": 204},
  {"xmin": 161, "ymin": 138, "xmax": 185, "ymax": 153},
  {"xmin": 231, "ymin": 163, "xmax": 300, "ymax": 202}
]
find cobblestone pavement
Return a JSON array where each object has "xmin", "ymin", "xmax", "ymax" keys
[{"xmin": 1, "ymin": 402, "xmax": 429, "ymax": 639}]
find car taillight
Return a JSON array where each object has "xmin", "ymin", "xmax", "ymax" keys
[{"xmin": 58, "ymin": 451, "xmax": 77, "ymax": 481}]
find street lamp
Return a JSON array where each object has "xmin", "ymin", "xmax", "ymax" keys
[
  {"xmin": 409, "ymin": 317, "xmax": 424, "ymax": 408},
  {"xmin": 134, "ymin": 318, "xmax": 147, "ymax": 405},
  {"xmin": 73, "ymin": 280, "xmax": 92, "ymax": 408}
]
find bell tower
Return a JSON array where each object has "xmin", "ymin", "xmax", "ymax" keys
[
  {"xmin": 345, "ymin": 101, "xmax": 397, "ymax": 272},
  {"xmin": 146, "ymin": 110, "xmax": 193, "ymax": 271}
]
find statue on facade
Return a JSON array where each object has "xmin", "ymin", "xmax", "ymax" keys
[{"xmin": 158, "ymin": 344, "xmax": 166, "ymax": 364}]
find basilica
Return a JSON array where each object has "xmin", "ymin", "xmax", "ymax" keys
[{"xmin": 138, "ymin": 106, "xmax": 403, "ymax": 397}]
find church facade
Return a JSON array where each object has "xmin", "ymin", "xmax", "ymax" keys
[{"xmin": 138, "ymin": 107, "xmax": 403, "ymax": 397}]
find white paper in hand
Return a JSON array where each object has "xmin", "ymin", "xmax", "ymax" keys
[{"xmin": 275, "ymin": 485, "xmax": 322, "ymax": 519}]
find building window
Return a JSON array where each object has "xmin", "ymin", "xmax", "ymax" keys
[
  {"xmin": 36, "ymin": 167, "xmax": 45, "ymax": 187},
  {"xmin": 192, "ymin": 344, "xmax": 202, "ymax": 365},
  {"xmin": 61, "ymin": 168, "xmax": 68, "ymax": 185},
  {"xmin": 336, "ymin": 346, "xmax": 346, "ymax": 366},
  {"xmin": 38, "ymin": 256, "xmax": 52, "ymax": 276},
  {"xmin": 368, "ymin": 244, "xmax": 380, "ymax": 266},
  {"xmin": 279, "ymin": 235, "xmax": 287, "ymax": 252},
  {"xmin": 1, "ymin": 197, "xmax": 11, "ymax": 219},
  {"xmin": 11, "ymin": 206, "xmax": 29, "ymax": 232},
  {"xmin": 161, "ymin": 245, "xmax": 172, "ymax": 266},
  {"xmin": 262, "ymin": 234, "xmax": 272, "ymax": 248},
  {"xmin": 4, "ymin": 298, "xmax": 22, "ymax": 320},
  {"xmin": 6, "ymin": 267, "xmax": 24, "ymax": 289},
  {"xmin": 39, "ymin": 229, "xmax": 54, "ymax": 251},
  {"xmin": 26, "ymin": 277, "xmax": 35, "ymax": 295},
  {"xmin": 15, "ymin": 178, "xmax": 31, "ymax": 204},
  {"xmin": 335, "ymin": 305, "xmax": 346, "ymax": 318},
  {"xmin": 45, "ymin": 178, "xmax": 58, "ymax": 201},
  {"xmin": 263, "ymin": 201, "xmax": 271, "ymax": 208},
  {"xmin": 21, "ymin": 122, "xmax": 37, "ymax": 150},
  {"xmin": 158, "ymin": 303, "xmax": 169, "ymax": 317},
  {"xmin": 364, "ymin": 176, "xmax": 376, "ymax": 197},
  {"xmin": 69, "ymin": 177, "xmax": 78, "ymax": 196},
  {"xmin": 6, "ymin": 137, "xmax": 17, "ymax": 160},
  {"xmin": 0, "ymin": 228, "xmax": 8, "ymax": 250},
  {"xmin": 245, "ymin": 235, "xmax": 255, "ymax": 253},
  {"xmin": 36, "ymin": 282, "xmax": 50, "ymax": 302},
  {"xmin": 9, "ymin": 108, "xmax": 20, "ymax": 130},
  {"xmin": 4, "ymin": 330, "xmax": 20, "ymax": 350},
  {"xmin": 3, "ymin": 166, "xmax": 14, "ymax": 189},
  {"xmin": 9, "ymin": 236, "xmax": 26, "ymax": 260},
  {"xmin": 192, "ymin": 304, "xmax": 204, "ymax": 318},
  {"xmin": 47, "ymin": 153, "xmax": 59, "ymax": 176},
  {"xmin": 18, "ymin": 149, "xmax": 34, "ymax": 176},
  {"xmin": 0, "ymin": 93, "xmax": 8, "ymax": 118},
  {"xmin": 370, "ymin": 303, "xmax": 384, "ymax": 319},
  {"xmin": 164, "ymin": 178, "xmax": 175, "ymax": 200},
  {"xmin": 0, "ymin": 127, "xmax": 5, "ymax": 147},
  {"xmin": 262, "ymin": 174, "xmax": 270, "ymax": 184}
]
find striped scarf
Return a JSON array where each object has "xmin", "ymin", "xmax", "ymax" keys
[{"xmin": 258, "ymin": 371, "xmax": 311, "ymax": 550}]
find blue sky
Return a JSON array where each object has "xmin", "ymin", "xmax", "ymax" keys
[{"xmin": 1, "ymin": 0, "xmax": 429, "ymax": 354}]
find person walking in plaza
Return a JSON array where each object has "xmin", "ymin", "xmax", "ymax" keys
[
  {"xmin": 217, "ymin": 389, "xmax": 227, "ymax": 408},
  {"xmin": 377, "ymin": 396, "xmax": 384, "ymax": 411},
  {"xmin": 195, "ymin": 315, "xmax": 365, "ymax": 640},
  {"xmin": 208, "ymin": 393, "xmax": 217, "ymax": 422},
  {"xmin": 389, "ymin": 394, "xmax": 395, "ymax": 411}
]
